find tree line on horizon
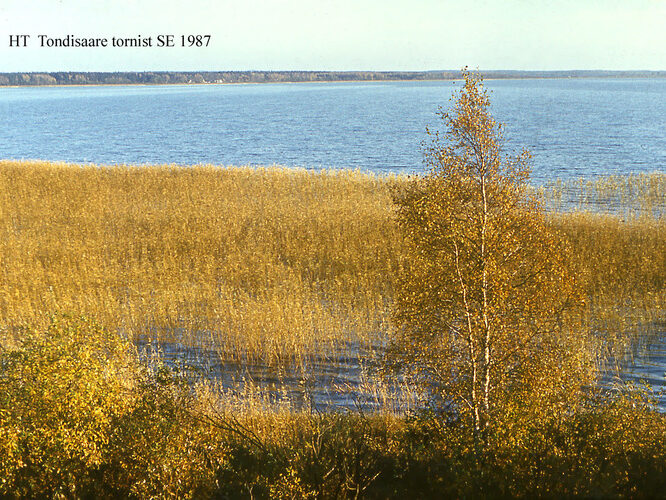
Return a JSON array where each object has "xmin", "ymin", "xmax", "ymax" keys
[{"xmin": 1, "ymin": 69, "xmax": 664, "ymax": 86}]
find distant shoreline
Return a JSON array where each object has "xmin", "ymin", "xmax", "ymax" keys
[{"xmin": 1, "ymin": 70, "xmax": 665, "ymax": 87}]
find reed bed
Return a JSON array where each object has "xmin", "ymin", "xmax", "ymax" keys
[
  {"xmin": 0, "ymin": 160, "xmax": 403, "ymax": 369},
  {"xmin": 1, "ymin": 161, "xmax": 664, "ymax": 370},
  {"xmin": 551, "ymin": 211, "xmax": 665, "ymax": 357},
  {"xmin": 540, "ymin": 174, "xmax": 665, "ymax": 354}
]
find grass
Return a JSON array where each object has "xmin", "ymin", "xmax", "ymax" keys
[
  {"xmin": 0, "ymin": 160, "xmax": 402, "ymax": 369},
  {"xmin": 552, "ymin": 211, "xmax": 665, "ymax": 357},
  {"xmin": 1, "ymin": 161, "xmax": 663, "ymax": 368},
  {"xmin": 539, "ymin": 170, "xmax": 665, "ymax": 358}
]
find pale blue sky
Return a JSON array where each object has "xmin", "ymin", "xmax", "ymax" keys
[{"xmin": 1, "ymin": 0, "xmax": 664, "ymax": 71}]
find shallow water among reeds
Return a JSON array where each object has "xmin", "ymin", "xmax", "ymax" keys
[
  {"xmin": 540, "ymin": 173, "xmax": 666, "ymax": 219},
  {"xmin": 140, "ymin": 330, "xmax": 666, "ymax": 413},
  {"xmin": 137, "ymin": 336, "xmax": 421, "ymax": 413},
  {"xmin": 602, "ymin": 329, "xmax": 666, "ymax": 409}
]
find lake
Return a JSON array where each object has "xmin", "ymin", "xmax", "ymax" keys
[{"xmin": 1, "ymin": 78, "xmax": 665, "ymax": 184}]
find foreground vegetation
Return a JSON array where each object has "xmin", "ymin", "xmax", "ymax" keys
[{"xmin": 1, "ymin": 314, "xmax": 664, "ymax": 498}]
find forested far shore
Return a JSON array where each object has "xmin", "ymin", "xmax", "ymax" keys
[{"xmin": 1, "ymin": 69, "xmax": 665, "ymax": 86}]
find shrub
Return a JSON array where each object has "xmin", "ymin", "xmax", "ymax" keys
[{"xmin": 0, "ymin": 314, "xmax": 135, "ymax": 497}]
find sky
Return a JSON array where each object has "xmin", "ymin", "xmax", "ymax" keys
[{"xmin": 1, "ymin": 0, "xmax": 664, "ymax": 72}]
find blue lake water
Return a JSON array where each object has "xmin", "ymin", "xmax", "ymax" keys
[{"xmin": 1, "ymin": 78, "xmax": 665, "ymax": 184}]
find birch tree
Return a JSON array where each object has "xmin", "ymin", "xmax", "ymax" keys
[{"xmin": 391, "ymin": 70, "xmax": 594, "ymax": 443}]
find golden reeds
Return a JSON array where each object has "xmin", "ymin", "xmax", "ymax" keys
[
  {"xmin": 1, "ymin": 160, "xmax": 663, "ymax": 369},
  {"xmin": 1, "ymin": 162, "xmax": 664, "ymax": 496},
  {"xmin": 0, "ymin": 161, "xmax": 403, "ymax": 368}
]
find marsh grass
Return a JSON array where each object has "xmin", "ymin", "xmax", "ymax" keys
[
  {"xmin": 550, "ymin": 209, "xmax": 665, "ymax": 358},
  {"xmin": 535, "ymin": 173, "xmax": 665, "ymax": 358},
  {"xmin": 0, "ymin": 160, "xmax": 402, "ymax": 370},
  {"xmin": 0, "ymin": 161, "xmax": 664, "ymax": 376}
]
